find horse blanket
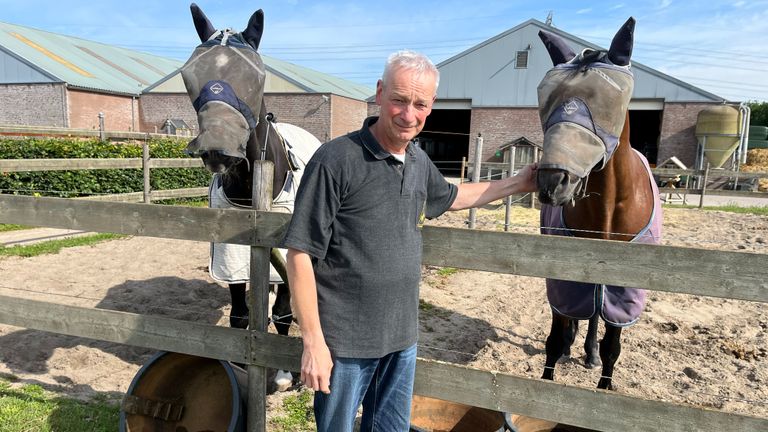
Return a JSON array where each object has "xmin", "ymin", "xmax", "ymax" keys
[
  {"xmin": 540, "ymin": 149, "xmax": 662, "ymax": 326},
  {"xmin": 209, "ymin": 122, "xmax": 320, "ymax": 284}
]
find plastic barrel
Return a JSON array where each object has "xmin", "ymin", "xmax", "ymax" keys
[{"xmin": 119, "ymin": 351, "xmax": 248, "ymax": 432}]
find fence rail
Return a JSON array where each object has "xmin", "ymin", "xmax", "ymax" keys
[{"xmin": 0, "ymin": 194, "xmax": 766, "ymax": 431}]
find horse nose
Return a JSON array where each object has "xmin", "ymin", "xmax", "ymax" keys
[{"xmin": 537, "ymin": 170, "xmax": 569, "ymax": 204}]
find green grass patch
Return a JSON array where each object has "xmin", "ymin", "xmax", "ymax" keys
[
  {"xmin": 436, "ymin": 267, "xmax": 460, "ymax": 277},
  {"xmin": 0, "ymin": 379, "xmax": 119, "ymax": 432},
  {"xmin": 0, "ymin": 224, "xmax": 29, "ymax": 233},
  {"xmin": 153, "ymin": 197, "xmax": 209, "ymax": 207},
  {"xmin": 270, "ymin": 389, "xmax": 315, "ymax": 432},
  {"xmin": 0, "ymin": 233, "xmax": 125, "ymax": 258},
  {"xmin": 664, "ymin": 203, "xmax": 768, "ymax": 215}
]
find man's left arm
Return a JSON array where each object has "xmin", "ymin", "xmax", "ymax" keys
[{"xmin": 449, "ymin": 163, "xmax": 538, "ymax": 211}]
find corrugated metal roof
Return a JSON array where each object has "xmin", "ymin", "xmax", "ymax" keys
[
  {"xmin": 0, "ymin": 20, "xmax": 372, "ymax": 100},
  {"xmin": 436, "ymin": 19, "xmax": 726, "ymax": 106},
  {"xmin": 143, "ymin": 54, "xmax": 374, "ymax": 101},
  {"xmin": 0, "ymin": 21, "xmax": 182, "ymax": 96}
]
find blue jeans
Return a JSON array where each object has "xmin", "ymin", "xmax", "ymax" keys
[{"xmin": 314, "ymin": 344, "xmax": 417, "ymax": 432}]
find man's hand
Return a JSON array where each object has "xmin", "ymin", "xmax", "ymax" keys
[{"xmin": 301, "ymin": 339, "xmax": 333, "ymax": 393}]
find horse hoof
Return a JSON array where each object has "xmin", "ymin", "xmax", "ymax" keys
[
  {"xmin": 584, "ymin": 358, "xmax": 602, "ymax": 369},
  {"xmin": 274, "ymin": 370, "xmax": 293, "ymax": 392},
  {"xmin": 230, "ymin": 315, "xmax": 249, "ymax": 329}
]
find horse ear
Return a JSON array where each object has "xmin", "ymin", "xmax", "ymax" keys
[
  {"xmin": 607, "ymin": 17, "xmax": 635, "ymax": 66},
  {"xmin": 538, "ymin": 30, "xmax": 576, "ymax": 66},
  {"xmin": 243, "ymin": 9, "xmax": 265, "ymax": 50},
  {"xmin": 190, "ymin": 3, "xmax": 216, "ymax": 42}
]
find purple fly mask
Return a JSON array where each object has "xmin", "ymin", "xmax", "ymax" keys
[
  {"xmin": 183, "ymin": 6, "xmax": 266, "ymax": 162},
  {"xmin": 536, "ymin": 18, "xmax": 635, "ymax": 180}
]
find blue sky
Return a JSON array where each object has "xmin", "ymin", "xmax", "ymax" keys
[{"xmin": 4, "ymin": 0, "xmax": 768, "ymax": 102}]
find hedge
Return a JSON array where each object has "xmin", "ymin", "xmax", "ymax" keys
[{"xmin": 0, "ymin": 137, "xmax": 211, "ymax": 197}]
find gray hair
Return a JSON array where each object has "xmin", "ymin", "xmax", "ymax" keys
[{"xmin": 381, "ymin": 50, "xmax": 440, "ymax": 91}]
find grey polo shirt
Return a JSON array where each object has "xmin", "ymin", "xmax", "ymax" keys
[{"xmin": 280, "ymin": 117, "xmax": 458, "ymax": 358}]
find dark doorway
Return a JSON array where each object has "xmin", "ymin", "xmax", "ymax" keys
[
  {"xmin": 628, "ymin": 110, "xmax": 662, "ymax": 165},
  {"xmin": 418, "ymin": 109, "xmax": 471, "ymax": 177}
]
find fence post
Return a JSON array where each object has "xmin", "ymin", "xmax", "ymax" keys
[
  {"xmin": 142, "ymin": 140, "xmax": 151, "ymax": 204},
  {"xmin": 699, "ymin": 162, "xmax": 710, "ymax": 209},
  {"xmin": 460, "ymin": 157, "xmax": 466, "ymax": 183},
  {"xmin": 530, "ymin": 147, "xmax": 539, "ymax": 209},
  {"xmin": 247, "ymin": 160, "xmax": 274, "ymax": 432},
  {"xmin": 504, "ymin": 147, "xmax": 516, "ymax": 232},
  {"xmin": 468, "ymin": 134, "xmax": 483, "ymax": 229},
  {"xmin": 98, "ymin": 112, "xmax": 105, "ymax": 141}
]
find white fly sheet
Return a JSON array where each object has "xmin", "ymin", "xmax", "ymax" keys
[{"xmin": 209, "ymin": 122, "xmax": 321, "ymax": 284}]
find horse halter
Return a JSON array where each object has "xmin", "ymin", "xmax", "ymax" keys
[
  {"xmin": 536, "ymin": 49, "xmax": 634, "ymax": 184},
  {"xmin": 182, "ymin": 29, "xmax": 266, "ymax": 162}
]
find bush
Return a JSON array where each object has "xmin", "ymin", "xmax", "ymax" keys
[{"xmin": 0, "ymin": 137, "xmax": 211, "ymax": 197}]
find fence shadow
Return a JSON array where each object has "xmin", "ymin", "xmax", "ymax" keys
[{"xmin": 0, "ymin": 276, "xmax": 230, "ymax": 394}]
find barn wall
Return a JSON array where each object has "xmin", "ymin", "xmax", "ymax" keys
[
  {"xmin": 67, "ymin": 89, "xmax": 137, "ymax": 131},
  {"xmin": 329, "ymin": 95, "xmax": 368, "ymax": 139},
  {"xmin": 469, "ymin": 107, "xmax": 542, "ymax": 162},
  {"xmin": 658, "ymin": 102, "xmax": 714, "ymax": 167},
  {"xmin": 265, "ymin": 93, "xmax": 330, "ymax": 142},
  {"xmin": 0, "ymin": 83, "xmax": 67, "ymax": 127},
  {"xmin": 139, "ymin": 93, "xmax": 196, "ymax": 134}
]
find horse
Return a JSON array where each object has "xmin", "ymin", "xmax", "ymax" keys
[
  {"xmin": 534, "ymin": 17, "xmax": 662, "ymax": 390},
  {"xmin": 181, "ymin": 3, "xmax": 321, "ymax": 390}
]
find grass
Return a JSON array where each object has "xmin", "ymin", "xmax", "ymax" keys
[
  {"xmin": 0, "ymin": 224, "xmax": 28, "ymax": 233},
  {"xmin": 436, "ymin": 267, "xmax": 460, "ymax": 277},
  {"xmin": 270, "ymin": 389, "xmax": 316, "ymax": 432},
  {"xmin": 664, "ymin": 203, "xmax": 768, "ymax": 216},
  {"xmin": 0, "ymin": 379, "xmax": 120, "ymax": 432},
  {"xmin": 0, "ymin": 233, "xmax": 125, "ymax": 258}
]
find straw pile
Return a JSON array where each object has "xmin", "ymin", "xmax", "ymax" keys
[{"xmin": 741, "ymin": 149, "xmax": 768, "ymax": 191}]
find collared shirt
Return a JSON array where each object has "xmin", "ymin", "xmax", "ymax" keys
[{"xmin": 280, "ymin": 117, "xmax": 458, "ymax": 358}]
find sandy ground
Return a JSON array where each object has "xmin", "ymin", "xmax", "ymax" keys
[{"xmin": 0, "ymin": 204, "xmax": 766, "ymax": 427}]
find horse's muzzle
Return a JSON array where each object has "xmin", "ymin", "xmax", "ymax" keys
[{"xmin": 537, "ymin": 169, "xmax": 581, "ymax": 206}]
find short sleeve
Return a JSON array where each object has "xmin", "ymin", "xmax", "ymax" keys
[
  {"xmin": 279, "ymin": 160, "xmax": 341, "ymax": 259},
  {"xmin": 424, "ymin": 158, "xmax": 458, "ymax": 219}
]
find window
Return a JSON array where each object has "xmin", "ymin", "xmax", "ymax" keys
[{"xmin": 515, "ymin": 50, "xmax": 529, "ymax": 69}]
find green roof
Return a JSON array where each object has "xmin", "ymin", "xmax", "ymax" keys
[
  {"xmin": 262, "ymin": 55, "xmax": 374, "ymax": 100},
  {"xmin": 0, "ymin": 21, "xmax": 182, "ymax": 95},
  {"xmin": 0, "ymin": 20, "xmax": 373, "ymax": 100},
  {"xmin": 144, "ymin": 54, "xmax": 374, "ymax": 101}
]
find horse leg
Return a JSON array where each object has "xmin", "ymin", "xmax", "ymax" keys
[
  {"xmin": 271, "ymin": 283, "xmax": 294, "ymax": 391},
  {"xmin": 597, "ymin": 325, "xmax": 622, "ymax": 390},
  {"xmin": 584, "ymin": 314, "xmax": 602, "ymax": 369},
  {"xmin": 542, "ymin": 313, "xmax": 575, "ymax": 381},
  {"xmin": 228, "ymin": 283, "xmax": 249, "ymax": 329}
]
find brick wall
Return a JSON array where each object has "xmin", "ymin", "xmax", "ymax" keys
[
  {"xmin": 0, "ymin": 83, "xmax": 67, "ymax": 127},
  {"xmin": 329, "ymin": 95, "xmax": 368, "ymax": 139},
  {"xmin": 265, "ymin": 93, "xmax": 330, "ymax": 142},
  {"xmin": 139, "ymin": 93, "xmax": 197, "ymax": 134},
  {"xmin": 67, "ymin": 89, "xmax": 137, "ymax": 131},
  {"xmin": 469, "ymin": 107, "xmax": 542, "ymax": 161},
  {"xmin": 658, "ymin": 102, "xmax": 713, "ymax": 167}
]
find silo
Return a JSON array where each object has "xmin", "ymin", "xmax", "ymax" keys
[{"xmin": 695, "ymin": 105, "xmax": 743, "ymax": 169}]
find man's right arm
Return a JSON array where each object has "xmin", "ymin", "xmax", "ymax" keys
[{"xmin": 286, "ymin": 248, "xmax": 333, "ymax": 393}]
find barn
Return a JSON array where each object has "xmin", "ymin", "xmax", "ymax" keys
[
  {"xmin": 420, "ymin": 18, "xmax": 730, "ymax": 171},
  {"xmin": 0, "ymin": 21, "xmax": 373, "ymax": 141}
]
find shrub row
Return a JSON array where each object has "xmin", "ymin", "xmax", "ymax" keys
[{"xmin": 0, "ymin": 137, "xmax": 211, "ymax": 197}]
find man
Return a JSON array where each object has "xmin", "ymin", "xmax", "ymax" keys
[{"xmin": 280, "ymin": 50, "xmax": 537, "ymax": 432}]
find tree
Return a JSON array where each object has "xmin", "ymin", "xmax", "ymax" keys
[{"xmin": 748, "ymin": 101, "xmax": 768, "ymax": 126}]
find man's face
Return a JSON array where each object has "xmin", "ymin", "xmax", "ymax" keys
[{"xmin": 375, "ymin": 67, "xmax": 436, "ymax": 148}]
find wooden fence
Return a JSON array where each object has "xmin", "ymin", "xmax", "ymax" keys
[
  {"xmin": 0, "ymin": 193, "xmax": 766, "ymax": 431},
  {"xmin": 0, "ymin": 155, "xmax": 207, "ymax": 203}
]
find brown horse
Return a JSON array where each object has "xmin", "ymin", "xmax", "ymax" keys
[{"xmin": 535, "ymin": 17, "xmax": 662, "ymax": 390}]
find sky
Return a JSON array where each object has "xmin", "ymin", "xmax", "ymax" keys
[{"xmin": 3, "ymin": 0, "xmax": 768, "ymax": 102}]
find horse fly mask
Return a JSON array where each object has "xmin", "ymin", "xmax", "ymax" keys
[
  {"xmin": 182, "ymin": 29, "xmax": 266, "ymax": 166},
  {"xmin": 536, "ymin": 48, "xmax": 634, "ymax": 201}
]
